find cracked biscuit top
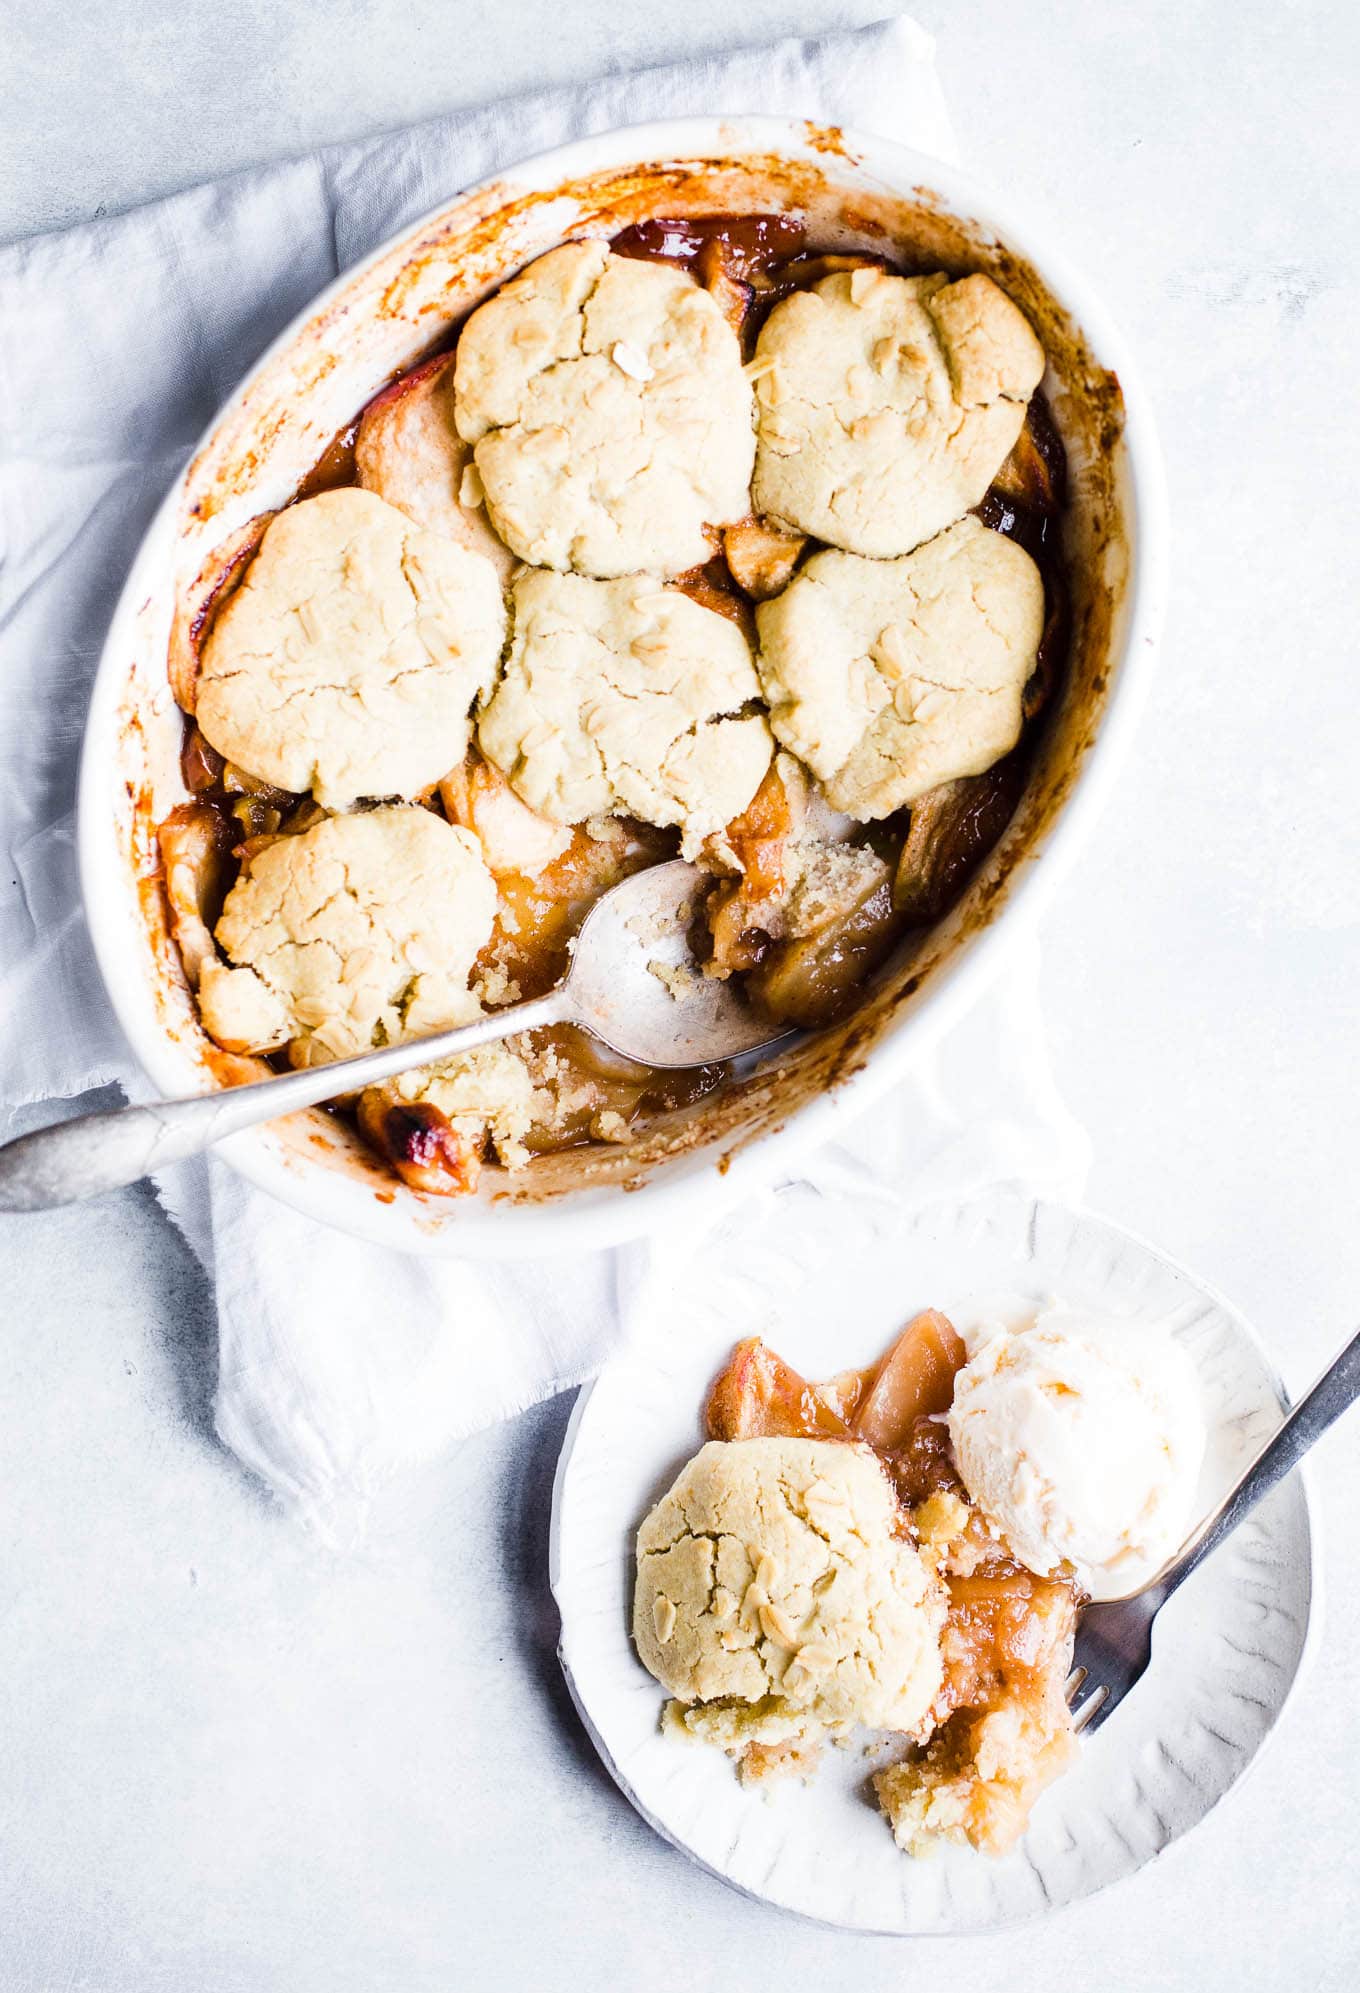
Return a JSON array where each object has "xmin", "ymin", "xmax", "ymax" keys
[
  {"xmin": 751, "ymin": 268, "xmax": 1045, "ymax": 559},
  {"xmin": 478, "ymin": 569, "xmax": 773, "ymax": 856},
  {"xmin": 197, "ymin": 805, "xmax": 496, "ymax": 1061},
  {"xmin": 452, "ymin": 241, "xmax": 755, "ymax": 578},
  {"xmin": 195, "ymin": 488, "xmax": 507, "ymax": 808},
  {"xmin": 634, "ymin": 1437, "xmax": 944, "ymax": 1739},
  {"xmin": 354, "ymin": 351, "xmax": 516, "ymax": 585},
  {"xmin": 755, "ymin": 516, "xmax": 1045, "ymax": 820}
]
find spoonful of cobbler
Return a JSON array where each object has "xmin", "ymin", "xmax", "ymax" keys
[{"xmin": 0, "ymin": 862, "xmax": 794, "ymax": 1212}]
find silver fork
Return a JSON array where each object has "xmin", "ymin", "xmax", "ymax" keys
[{"xmin": 1066, "ymin": 1320, "xmax": 1360, "ymax": 1734}]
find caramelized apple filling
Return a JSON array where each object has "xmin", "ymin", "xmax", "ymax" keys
[
  {"xmin": 700, "ymin": 1308, "xmax": 1083, "ymax": 1852},
  {"xmin": 356, "ymin": 1092, "xmax": 482, "ymax": 1197},
  {"xmin": 160, "ymin": 211, "xmax": 1070, "ymax": 1196}
]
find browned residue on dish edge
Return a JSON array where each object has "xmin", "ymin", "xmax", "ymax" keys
[{"xmin": 121, "ymin": 134, "xmax": 1128, "ymax": 1224}]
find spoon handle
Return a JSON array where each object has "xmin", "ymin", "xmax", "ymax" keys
[
  {"xmin": 1158, "ymin": 1320, "xmax": 1360, "ymax": 1596},
  {"xmin": 0, "ymin": 989, "xmax": 571, "ymax": 1213}
]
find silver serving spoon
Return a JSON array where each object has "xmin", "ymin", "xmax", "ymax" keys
[{"xmin": 0, "ymin": 861, "xmax": 794, "ymax": 1214}]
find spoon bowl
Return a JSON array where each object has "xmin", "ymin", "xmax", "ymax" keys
[{"xmin": 564, "ymin": 861, "xmax": 795, "ymax": 1068}]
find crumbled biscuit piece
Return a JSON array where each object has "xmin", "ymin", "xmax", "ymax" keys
[
  {"xmin": 755, "ymin": 516, "xmax": 1044, "ymax": 820},
  {"xmin": 647, "ymin": 958, "xmax": 702, "ymax": 1002},
  {"xmin": 375, "ymin": 1041, "xmax": 537, "ymax": 1171},
  {"xmin": 874, "ymin": 1680, "xmax": 1077, "ymax": 1857},
  {"xmin": 591, "ymin": 1108, "xmax": 631, "ymax": 1144},
  {"xmin": 454, "ymin": 242, "xmax": 755, "ymax": 577},
  {"xmin": 471, "ymin": 962, "xmax": 522, "ymax": 1010},
  {"xmin": 751, "ymin": 269, "xmax": 1044, "ymax": 558}
]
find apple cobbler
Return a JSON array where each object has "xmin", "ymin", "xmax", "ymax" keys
[
  {"xmin": 158, "ymin": 213, "xmax": 1068, "ymax": 1195},
  {"xmin": 635, "ymin": 1312, "xmax": 1083, "ymax": 1859},
  {"xmin": 635, "ymin": 1303, "xmax": 1205, "ymax": 1858}
]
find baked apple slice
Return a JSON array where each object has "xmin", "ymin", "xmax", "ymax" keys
[
  {"xmin": 356, "ymin": 1091, "xmax": 482, "ymax": 1197},
  {"xmin": 168, "ymin": 512, "xmax": 274, "ymax": 712},
  {"xmin": 355, "ymin": 350, "xmax": 513, "ymax": 582},
  {"xmin": 989, "ymin": 392, "xmax": 1066, "ymax": 516},
  {"xmin": 742, "ymin": 846, "xmax": 898, "ymax": 1030},
  {"xmin": 723, "ymin": 518, "xmax": 806, "ymax": 600},
  {"xmin": 892, "ymin": 771, "xmax": 1025, "ymax": 926},
  {"xmin": 158, "ymin": 802, "xmax": 236, "ymax": 990},
  {"xmin": 706, "ymin": 1337, "xmax": 850, "ymax": 1441},
  {"xmin": 852, "ymin": 1309, "xmax": 968, "ymax": 1449}
]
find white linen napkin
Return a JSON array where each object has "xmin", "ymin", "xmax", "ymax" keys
[{"xmin": 0, "ymin": 15, "xmax": 1091, "ymax": 1544}]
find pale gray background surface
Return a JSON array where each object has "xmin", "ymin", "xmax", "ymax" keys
[{"xmin": 2, "ymin": 2, "xmax": 1358, "ymax": 1988}]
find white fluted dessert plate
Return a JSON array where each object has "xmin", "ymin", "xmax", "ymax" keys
[{"xmin": 549, "ymin": 1186, "xmax": 1316, "ymax": 1934}]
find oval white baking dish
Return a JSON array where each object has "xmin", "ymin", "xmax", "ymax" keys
[{"xmin": 78, "ymin": 117, "xmax": 1168, "ymax": 1255}]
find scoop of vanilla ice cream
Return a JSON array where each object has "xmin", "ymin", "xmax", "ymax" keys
[{"xmin": 947, "ymin": 1306, "xmax": 1206, "ymax": 1599}]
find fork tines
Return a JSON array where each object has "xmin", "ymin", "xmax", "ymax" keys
[{"xmin": 1065, "ymin": 1665, "xmax": 1111, "ymax": 1733}]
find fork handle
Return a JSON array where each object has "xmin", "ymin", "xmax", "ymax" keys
[{"xmin": 1160, "ymin": 1320, "xmax": 1360, "ymax": 1594}]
